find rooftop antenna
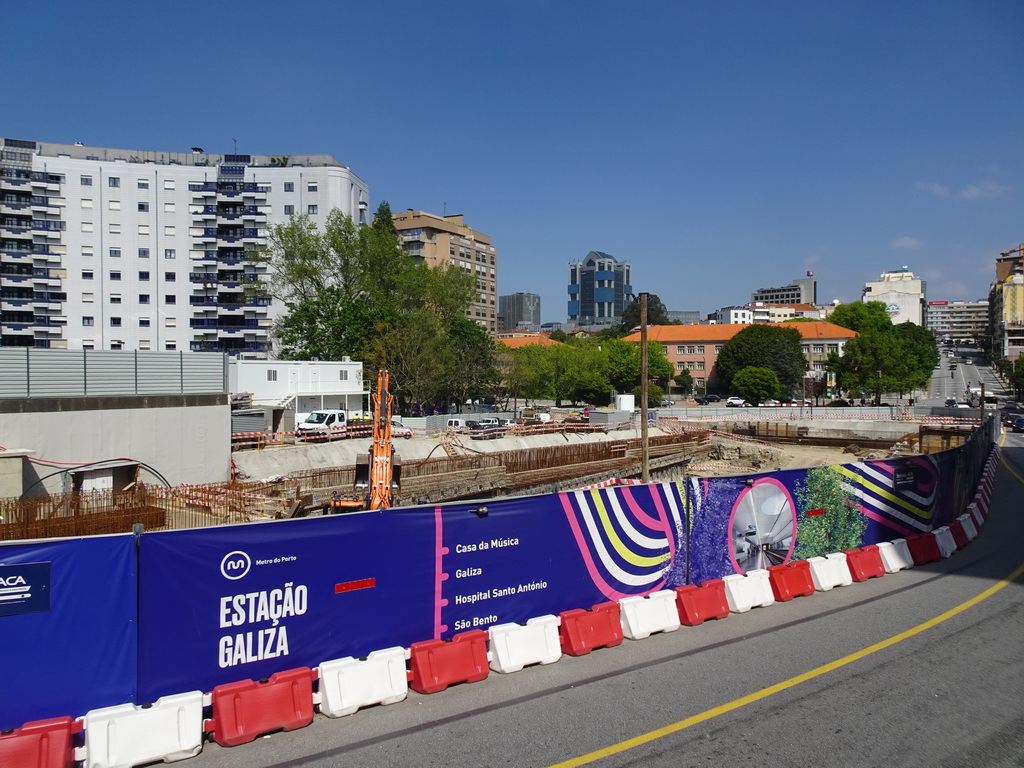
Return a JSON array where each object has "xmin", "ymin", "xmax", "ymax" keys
[
  {"xmin": 232, "ymin": 138, "xmax": 238, "ymax": 154},
  {"xmin": 443, "ymin": 201, "xmax": 447, "ymax": 216}
]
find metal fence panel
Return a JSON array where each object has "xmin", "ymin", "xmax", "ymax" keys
[{"xmin": 0, "ymin": 349, "xmax": 30, "ymax": 397}]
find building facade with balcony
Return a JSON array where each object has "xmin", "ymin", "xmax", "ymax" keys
[
  {"xmin": 989, "ymin": 245, "xmax": 1024, "ymax": 361},
  {"xmin": 1, "ymin": 138, "xmax": 369, "ymax": 356},
  {"xmin": 924, "ymin": 300, "xmax": 988, "ymax": 342},
  {"xmin": 751, "ymin": 274, "xmax": 817, "ymax": 305},
  {"xmin": 392, "ymin": 210, "xmax": 498, "ymax": 335},
  {"xmin": 567, "ymin": 251, "xmax": 633, "ymax": 328}
]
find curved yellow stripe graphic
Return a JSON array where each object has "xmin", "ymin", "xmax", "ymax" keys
[
  {"xmin": 837, "ymin": 465, "xmax": 930, "ymax": 520},
  {"xmin": 589, "ymin": 489, "xmax": 670, "ymax": 568}
]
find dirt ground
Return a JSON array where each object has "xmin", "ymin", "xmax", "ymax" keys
[{"xmin": 694, "ymin": 433, "xmax": 920, "ymax": 475}]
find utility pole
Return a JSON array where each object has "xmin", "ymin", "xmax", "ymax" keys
[{"xmin": 640, "ymin": 293, "xmax": 650, "ymax": 483}]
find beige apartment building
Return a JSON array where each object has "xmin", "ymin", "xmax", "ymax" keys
[{"xmin": 392, "ymin": 210, "xmax": 498, "ymax": 335}]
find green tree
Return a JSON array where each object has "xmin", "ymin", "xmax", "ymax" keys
[
  {"xmin": 604, "ymin": 338, "xmax": 673, "ymax": 392},
  {"xmin": 620, "ymin": 293, "xmax": 672, "ymax": 331},
  {"xmin": 673, "ymin": 369, "xmax": 694, "ymax": 394},
  {"xmin": 715, "ymin": 325, "xmax": 807, "ymax": 395},
  {"xmin": 831, "ymin": 330, "xmax": 929, "ymax": 405},
  {"xmin": 548, "ymin": 328, "xmax": 569, "ymax": 342},
  {"xmin": 274, "ymin": 287, "xmax": 385, "ymax": 361},
  {"xmin": 632, "ymin": 383, "xmax": 665, "ymax": 407},
  {"xmin": 793, "ymin": 466, "xmax": 866, "ymax": 559},
  {"xmin": 827, "ymin": 301, "xmax": 893, "ymax": 334},
  {"xmin": 732, "ymin": 366, "xmax": 782, "ymax": 404}
]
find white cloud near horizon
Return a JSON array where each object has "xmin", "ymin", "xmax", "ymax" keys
[
  {"xmin": 889, "ymin": 236, "xmax": 923, "ymax": 250},
  {"xmin": 916, "ymin": 180, "xmax": 1011, "ymax": 199}
]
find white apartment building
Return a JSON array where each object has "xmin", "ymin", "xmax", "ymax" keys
[
  {"xmin": 862, "ymin": 268, "xmax": 926, "ymax": 325},
  {"xmin": 924, "ymin": 300, "xmax": 988, "ymax": 342},
  {"xmin": 1, "ymin": 138, "xmax": 369, "ymax": 356}
]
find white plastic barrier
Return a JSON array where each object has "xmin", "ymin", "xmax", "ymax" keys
[
  {"xmin": 619, "ymin": 590, "xmax": 681, "ymax": 640},
  {"xmin": 316, "ymin": 647, "xmax": 408, "ymax": 717},
  {"xmin": 957, "ymin": 513, "xmax": 978, "ymax": 541},
  {"xmin": 934, "ymin": 526, "xmax": 957, "ymax": 558},
  {"xmin": 969, "ymin": 502, "xmax": 985, "ymax": 529},
  {"xmin": 76, "ymin": 691, "xmax": 204, "ymax": 768},
  {"xmin": 488, "ymin": 615, "xmax": 562, "ymax": 673},
  {"xmin": 807, "ymin": 552, "xmax": 854, "ymax": 591},
  {"xmin": 876, "ymin": 539, "xmax": 914, "ymax": 573},
  {"xmin": 722, "ymin": 570, "xmax": 775, "ymax": 613}
]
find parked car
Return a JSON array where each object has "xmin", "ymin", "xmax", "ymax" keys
[
  {"xmin": 703, "ymin": 394, "xmax": 722, "ymax": 403},
  {"xmin": 725, "ymin": 397, "xmax": 749, "ymax": 408},
  {"xmin": 1013, "ymin": 417, "xmax": 1024, "ymax": 433},
  {"xmin": 660, "ymin": 399, "xmax": 674, "ymax": 407},
  {"xmin": 390, "ymin": 419, "xmax": 413, "ymax": 439},
  {"xmin": 758, "ymin": 399, "xmax": 781, "ymax": 407}
]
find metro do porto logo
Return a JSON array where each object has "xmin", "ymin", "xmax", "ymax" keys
[{"xmin": 220, "ymin": 551, "xmax": 252, "ymax": 580}]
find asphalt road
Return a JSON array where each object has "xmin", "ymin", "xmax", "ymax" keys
[{"xmin": 190, "ymin": 435, "xmax": 1024, "ymax": 768}]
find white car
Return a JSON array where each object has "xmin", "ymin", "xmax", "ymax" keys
[
  {"xmin": 390, "ymin": 419, "xmax": 413, "ymax": 439},
  {"xmin": 758, "ymin": 399, "xmax": 781, "ymax": 407},
  {"xmin": 725, "ymin": 397, "xmax": 749, "ymax": 407}
]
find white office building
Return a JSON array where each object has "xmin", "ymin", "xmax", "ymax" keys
[{"xmin": 1, "ymin": 138, "xmax": 369, "ymax": 356}]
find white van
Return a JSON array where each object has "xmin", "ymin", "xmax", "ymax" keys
[
  {"xmin": 446, "ymin": 417, "xmax": 468, "ymax": 432},
  {"xmin": 297, "ymin": 410, "xmax": 349, "ymax": 439}
]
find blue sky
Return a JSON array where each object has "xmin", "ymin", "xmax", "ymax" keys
[{"xmin": 7, "ymin": 0, "xmax": 1022, "ymax": 323}]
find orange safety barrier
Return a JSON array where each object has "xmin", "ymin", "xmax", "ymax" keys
[
  {"xmin": 0, "ymin": 716, "xmax": 80, "ymax": 768},
  {"xmin": 408, "ymin": 630, "xmax": 490, "ymax": 694},
  {"xmin": 558, "ymin": 602, "xmax": 623, "ymax": 656},
  {"xmin": 844, "ymin": 545, "xmax": 886, "ymax": 582},
  {"xmin": 205, "ymin": 668, "xmax": 315, "ymax": 747},
  {"xmin": 674, "ymin": 580, "xmax": 730, "ymax": 626},
  {"xmin": 767, "ymin": 560, "xmax": 816, "ymax": 601}
]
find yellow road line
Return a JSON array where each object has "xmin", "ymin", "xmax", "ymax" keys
[
  {"xmin": 998, "ymin": 433, "xmax": 1024, "ymax": 485},
  {"xmin": 549, "ymin": 449, "xmax": 1022, "ymax": 768}
]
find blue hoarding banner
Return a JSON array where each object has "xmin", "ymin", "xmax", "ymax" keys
[
  {"xmin": 0, "ymin": 535, "xmax": 136, "ymax": 729},
  {"xmin": 138, "ymin": 482, "xmax": 688, "ymax": 701}
]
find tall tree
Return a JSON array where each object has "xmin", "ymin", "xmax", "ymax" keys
[
  {"xmin": 620, "ymin": 293, "xmax": 672, "ymax": 331},
  {"xmin": 715, "ymin": 325, "xmax": 807, "ymax": 395},
  {"xmin": 827, "ymin": 301, "xmax": 893, "ymax": 334}
]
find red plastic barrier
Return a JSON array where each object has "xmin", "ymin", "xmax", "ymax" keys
[
  {"xmin": 674, "ymin": 579, "xmax": 730, "ymax": 626},
  {"xmin": 0, "ymin": 716, "xmax": 79, "ymax": 768},
  {"xmin": 948, "ymin": 519, "xmax": 969, "ymax": 549},
  {"xmin": 844, "ymin": 545, "xmax": 885, "ymax": 582},
  {"xmin": 408, "ymin": 629, "xmax": 489, "ymax": 694},
  {"xmin": 767, "ymin": 560, "xmax": 816, "ymax": 601},
  {"xmin": 559, "ymin": 602, "xmax": 623, "ymax": 656},
  {"xmin": 206, "ymin": 667, "xmax": 315, "ymax": 747},
  {"xmin": 906, "ymin": 533, "xmax": 942, "ymax": 565}
]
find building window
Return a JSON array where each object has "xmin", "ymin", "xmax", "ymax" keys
[
  {"xmin": 267, "ymin": 370, "xmax": 278, "ymax": 382},
  {"xmin": 137, "ymin": 179, "xmax": 149, "ymax": 189},
  {"xmin": 109, "ymin": 200, "xmax": 121, "ymax": 211},
  {"xmin": 687, "ymin": 346, "xmax": 696, "ymax": 354},
  {"xmin": 696, "ymin": 361, "xmax": 705, "ymax": 371},
  {"xmin": 813, "ymin": 345, "xmax": 825, "ymax": 354},
  {"xmin": 82, "ymin": 292, "xmax": 94, "ymax": 303},
  {"xmin": 138, "ymin": 248, "xmax": 149, "ymax": 258},
  {"xmin": 82, "ymin": 246, "xmax": 93, "ymax": 257},
  {"xmin": 82, "ymin": 316, "xmax": 94, "ymax": 326},
  {"xmin": 81, "ymin": 270, "xmax": 93, "ymax": 280},
  {"xmin": 109, "ymin": 248, "xmax": 121, "ymax": 258},
  {"xmin": 697, "ymin": 346, "xmax": 705, "ymax": 354},
  {"xmin": 110, "ymin": 343, "xmax": 123, "ymax": 350},
  {"xmin": 715, "ymin": 345, "xmax": 723, "ymax": 353},
  {"xmin": 164, "ymin": 249, "xmax": 175, "ymax": 259},
  {"xmin": 307, "ymin": 205, "xmax": 318, "ymax": 214},
  {"xmin": 284, "ymin": 205, "xmax": 294, "ymax": 215},
  {"xmin": 81, "ymin": 198, "xmax": 93, "ymax": 209},
  {"xmin": 81, "ymin": 175, "xmax": 92, "ymax": 186},
  {"xmin": 139, "ymin": 271, "xmax": 149, "ymax": 281},
  {"xmin": 139, "ymin": 341, "xmax": 151, "ymax": 351},
  {"xmin": 81, "ymin": 221, "xmax": 93, "ymax": 233},
  {"xmin": 139, "ymin": 318, "xmax": 150, "ymax": 327},
  {"xmin": 164, "ymin": 225, "xmax": 175, "ymax": 236},
  {"xmin": 284, "ymin": 182, "xmax": 294, "ymax": 192},
  {"xmin": 165, "ymin": 317, "xmax": 176, "ymax": 327},
  {"xmin": 139, "ymin": 294, "xmax": 150, "ymax": 304},
  {"xmin": 676, "ymin": 346, "xmax": 684, "ymax": 354},
  {"xmin": 307, "ymin": 182, "xmax": 318, "ymax": 192},
  {"xmin": 82, "ymin": 343, "xmax": 95, "ymax": 350},
  {"xmin": 108, "ymin": 177, "xmax": 120, "ymax": 188},
  {"xmin": 110, "ymin": 294, "xmax": 121, "ymax": 304},
  {"xmin": 109, "ymin": 222, "xmax": 120, "ymax": 234},
  {"xmin": 110, "ymin": 317, "xmax": 122, "ymax": 327},
  {"xmin": 165, "ymin": 295, "xmax": 176, "ymax": 305},
  {"xmin": 165, "ymin": 342, "xmax": 176, "ymax": 350},
  {"xmin": 662, "ymin": 345, "xmax": 669, "ymax": 355},
  {"xmin": 164, "ymin": 272, "xmax": 175, "ymax": 282},
  {"xmin": 339, "ymin": 370, "xmax": 348, "ymax": 381},
  {"xmin": 138, "ymin": 202, "xmax": 149, "ymax": 212},
  {"xmin": 676, "ymin": 361, "xmax": 685, "ymax": 370},
  {"xmin": 164, "ymin": 202, "xmax": 175, "ymax": 213},
  {"xmin": 109, "ymin": 270, "xmax": 121, "ymax": 281},
  {"xmin": 163, "ymin": 180, "xmax": 175, "ymax": 190}
]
